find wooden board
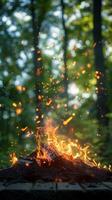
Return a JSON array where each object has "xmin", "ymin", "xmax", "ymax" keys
[{"xmin": 0, "ymin": 182, "xmax": 112, "ymax": 200}]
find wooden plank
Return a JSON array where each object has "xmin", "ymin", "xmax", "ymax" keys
[
  {"xmin": 80, "ymin": 182, "xmax": 110, "ymax": 192},
  {"xmin": 0, "ymin": 181, "xmax": 112, "ymax": 192},
  {"xmin": 0, "ymin": 182, "xmax": 112, "ymax": 200},
  {"xmin": 57, "ymin": 182, "xmax": 84, "ymax": 191},
  {"xmin": 56, "ymin": 182, "xmax": 84, "ymax": 200},
  {"xmin": 0, "ymin": 182, "xmax": 6, "ymax": 191},
  {"xmin": 32, "ymin": 182, "xmax": 56, "ymax": 191},
  {"xmin": 6, "ymin": 183, "xmax": 33, "ymax": 191},
  {"xmin": 102, "ymin": 182, "xmax": 112, "ymax": 189}
]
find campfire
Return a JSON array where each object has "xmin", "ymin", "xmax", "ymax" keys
[
  {"xmin": 0, "ymin": 118, "xmax": 112, "ymax": 183},
  {"xmin": 32, "ymin": 118, "xmax": 102, "ymax": 168}
]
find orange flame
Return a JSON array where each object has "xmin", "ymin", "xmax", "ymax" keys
[
  {"xmin": 34, "ymin": 118, "xmax": 112, "ymax": 171},
  {"xmin": 10, "ymin": 118, "xmax": 111, "ymax": 171},
  {"xmin": 35, "ymin": 118, "xmax": 95, "ymax": 167},
  {"xmin": 10, "ymin": 152, "xmax": 18, "ymax": 165}
]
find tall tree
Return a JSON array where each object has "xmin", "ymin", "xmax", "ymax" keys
[
  {"xmin": 93, "ymin": 0, "xmax": 109, "ymax": 129},
  {"xmin": 30, "ymin": 0, "xmax": 43, "ymax": 128},
  {"xmin": 60, "ymin": 0, "xmax": 69, "ymax": 106},
  {"xmin": 30, "ymin": 0, "xmax": 51, "ymax": 127}
]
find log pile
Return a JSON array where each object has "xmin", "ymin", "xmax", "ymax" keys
[{"xmin": 0, "ymin": 144, "xmax": 112, "ymax": 183}]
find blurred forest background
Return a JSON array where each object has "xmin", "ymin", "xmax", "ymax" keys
[{"xmin": 0, "ymin": 0, "xmax": 112, "ymax": 168}]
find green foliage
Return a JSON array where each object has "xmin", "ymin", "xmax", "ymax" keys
[{"xmin": 0, "ymin": 0, "xmax": 112, "ymax": 168}]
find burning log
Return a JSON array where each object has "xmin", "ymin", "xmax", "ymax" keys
[
  {"xmin": 0, "ymin": 143, "xmax": 112, "ymax": 183},
  {"xmin": 0, "ymin": 120, "xmax": 112, "ymax": 183},
  {"xmin": 27, "ymin": 144, "xmax": 61, "ymax": 161}
]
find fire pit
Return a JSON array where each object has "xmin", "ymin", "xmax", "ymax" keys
[
  {"xmin": 0, "ymin": 120, "xmax": 112, "ymax": 199},
  {"xmin": 0, "ymin": 145, "xmax": 112, "ymax": 200}
]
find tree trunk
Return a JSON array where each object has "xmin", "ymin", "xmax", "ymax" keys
[
  {"xmin": 93, "ymin": 0, "xmax": 109, "ymax": 128},
  {"xmin": 30, "ymin": 0, "xmax": 43, "ymax": 127},
  {"xmin": 60, "ymin": 0, "xmax": 69, "ymax": 107}
]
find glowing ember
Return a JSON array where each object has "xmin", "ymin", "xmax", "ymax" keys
[
  {"xmin": 12, "ymin": 102, "xmax": 17, "ymax": 107},
  {"xmin": 25, "ymin": 130, "xmax": 34, "ymax": 138},
  {"xmin": 12, "ymin": 102, "xmax": 23, "ymax": 115},
  {"xmin": 16, "ymin": 85, "xmax": 26, "ymax": 92},
  {"xmin": 63, "ymin": 113, "xmax": 75, "ymax": 126},
  {"xmin": 10, "ymin": 152, "xmax": 18, "ymax": 165},
  {"xmin": 25, "ymin": 162, "xmax": 30, "ymax": 167},
  {"xmin": 21, "ymin": 127, "xmax": 28, "ymax": 132},
  {"xmin": 95, "ymin": 70, "xmax": 102, "ymax": 80},
  {"xmin": 16, "ymin": 108, "xmax": 23, "ymax": 115},
  {"xmin": 46, "ymin": 99, "xmax": 52, "ymax": 106}
]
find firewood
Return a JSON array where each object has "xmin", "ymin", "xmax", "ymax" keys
[{"xmin": 0, "ymin": 144, "xmax": 112, "ymax": 183}]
